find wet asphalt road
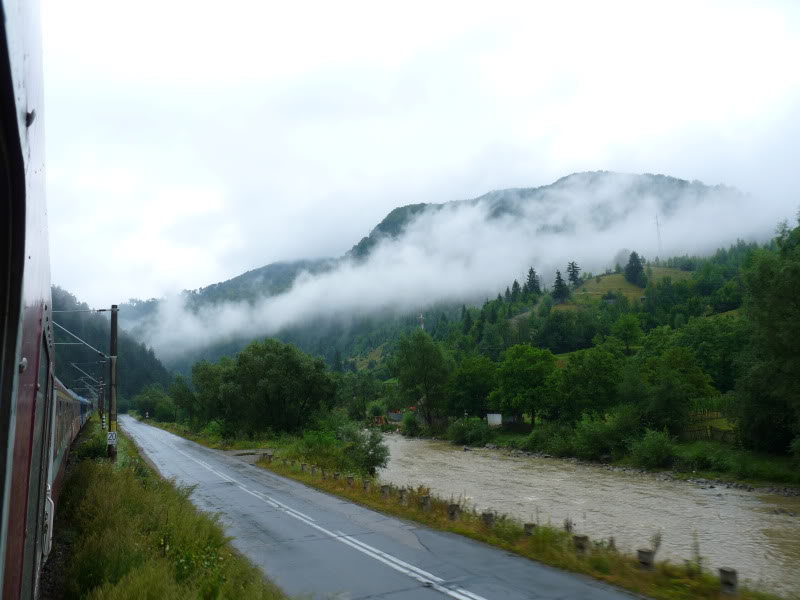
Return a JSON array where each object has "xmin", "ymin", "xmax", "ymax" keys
[{"xmin": 120, "ymin": 416, "xmax": 635, "ymax": 600}]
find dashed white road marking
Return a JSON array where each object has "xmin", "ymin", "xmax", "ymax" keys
[{"xmin": 133, "ymin": 420, "xmax": 489, "ymax": 600}]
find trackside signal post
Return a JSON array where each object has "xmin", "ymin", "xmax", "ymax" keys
[{"xmin": 107, "ymin": 305, "xmax": 118, "ymax": 459}]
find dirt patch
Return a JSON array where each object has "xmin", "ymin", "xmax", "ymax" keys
[{"xmin": 223, "ymin": 448, "xmax": 275, "ymax": 465}]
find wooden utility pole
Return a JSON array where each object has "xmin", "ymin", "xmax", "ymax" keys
[{"xmin": 107, "ymin": 304, "xmax": 118, "ymax": 459}]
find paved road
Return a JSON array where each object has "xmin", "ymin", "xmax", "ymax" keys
[{"xmin": 120, "ymin": 416, "xmax": 635, "ymax": 600}]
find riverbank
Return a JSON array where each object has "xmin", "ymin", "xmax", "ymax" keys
[
  {"xmin": 379, "ymin": 435, "xmax": 800, "ymax": 597},
  {"xmin": 256, "ymin": 457, "xmax": 783, "ymax": 600},
  {"xmin": 408, "ymin": 428, "xmax": 800, "ymax": 494},
  {"xmin": 42, "ymin": 418, "xmax": 285, "ymax": 599},
  {"xmin": 140, "ymin": 417, "xmax": 798, "ymax": 597}
]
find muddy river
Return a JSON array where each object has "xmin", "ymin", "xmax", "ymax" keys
[{"xmin": 379, "ymin": 435, "xmax": 800, "ymax": 596}]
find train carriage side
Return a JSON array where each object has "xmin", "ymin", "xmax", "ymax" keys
[{"xmin": 0, "ymin": 0, "xmax": 52, "ymax": 598}]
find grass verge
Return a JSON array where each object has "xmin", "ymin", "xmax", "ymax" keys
[
  {"xmin": 257, "ymin": 458, "xmax": 786, "ymax": 600},
  {"xmin": 142, "ymin": 417, "xmax": 800, "ymax": 490},
  {"xmin": 51, "ymin": 418, "xmax": 285, "ymax": 599}
]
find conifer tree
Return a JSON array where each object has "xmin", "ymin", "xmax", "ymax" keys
[
  {"xmin": 504, "ymin": 287, "xmax": 512, "ymax": 302},
  {"xmin": 552, "ymin": 270, "xmax": 570, "ymax": 302},
  {"xmin": 526, "ymin": 267, "xmax": 541, "ymax": 295},
  {"xmin": 567, "ymin": 261, "xmax": 581, "ymax": 287},
  {"xmin": 511, "ymin": 279, "xmax": 521, "ymax": 302},
  {"xmin": 624, "ymin": 251, "xmax": 647, "ymax": 287},
  {"xmin": 462, "ymin": 310, "xmax": 473, "ymax": 335}
]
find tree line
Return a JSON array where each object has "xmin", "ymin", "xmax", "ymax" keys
[{"xmin": 132, "ymin": 217, "xmax": 800, "ymax": 471}]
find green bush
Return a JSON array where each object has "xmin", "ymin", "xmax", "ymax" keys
[
  {"xmin": 401, "ymin": 412, "xmax": 420, "ymax": 437},
  {"xmin": 791, "ymin": 437, "xmax": 800, "ymax": 466},
  {"xmin": 629, "ymin": 429, "xmax": 675, "ymax": 469},
  {"xmin": 523, "ymin": 422, "xmax": 574, "ymax": 457},
  {"xmin": 571, "ymin": 417, "xmax": 613, "ymax": 461},
  {"xmin": 74, "ymin": 426, "xmax": 109, "ymax": 461},
  {"xmin": 337, "ymin": 422, "xmax": 390, "ymax": 475},
  {"xmin": 446, "ymin": 417, "xmax": 491, "ymax": 446},
  {"xmin": 367, "ymin": 400, "xmax": 386, "ymax": 418},
  {"xmin": 673, "ymin": 441, "xmax": 731, "ymax": 472},
  {"xmin": 283, "ymin": 418, "xmax": 389, "ymax": 476},
  {"xmin": 572, "ymin": 406, "xmax": 643, "ymax": 461},
  {"xmin": 154, "ymin": 395, "xmax": 177, "ymax": 423}
]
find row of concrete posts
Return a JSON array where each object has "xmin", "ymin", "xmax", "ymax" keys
[{"xmin": 261, "ymin": 452, "xmax": 739, "ymax": 596}]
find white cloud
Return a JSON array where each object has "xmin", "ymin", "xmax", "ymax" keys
[
  {"xmin": 42, "ymin": 0, "xmax": 800, "ymax": 305},
  {"xmin": 137, "ymin": 173, "xmax": 779, "ymax": 359}
]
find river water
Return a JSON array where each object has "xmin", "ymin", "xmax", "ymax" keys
[{"xmin": 379, "ymin": 435, "xmax": 800, "ymax": 596}]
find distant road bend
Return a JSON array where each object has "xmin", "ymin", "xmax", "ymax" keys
[{"xmin": 121, "ymin": 416, "xmax": 633, "ymax": 600}]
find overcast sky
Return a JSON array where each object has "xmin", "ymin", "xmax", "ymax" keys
[{"xmin": 42, "ymin": 0, "xmax": 800, "ymax": 306}]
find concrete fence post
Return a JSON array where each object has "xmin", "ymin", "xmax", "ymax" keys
[
  {"xmin": 719, "ymin": 568, "xmax": 738, "ymax": 596},
  {"xmin": 322, "ymin": 469, "xmax": 328, "ymax": 479},
  {"xmin": 311, "ymin": 466, "xmax": 317, "ymax": 475},
  {"xmin": 573, "ymin": 535, "xmax": 589, "ymax": 554},
  {"xmin": 363, "ymin": 480, "xmax": 371, "ymax": 492},
  {"xmin": 399, "ymin": 489, "xmax": 408, "ymax": 506},
  {"xmin": 421, "ymin": 495, "xmax": 432, "ymax": 512},
  {"xmin": 481, "ymin": 512, "xmax": 495, "ymax": 527},
  {"xmin": 637, "ymin": 549, "xmax": 655, "ymax": 570},
  {"xmin": 334, "ymin": 472, "xmax": 340, "ymax": 481},
  {"xmin": 347, "ymin": 475, "xmax": 354, "ymax": 487},
  {"xmin": 301, "ymin": 463, "xmax": 307, "ymax": 472},
  {"xmin": 381, "ymin": 485, "xmax": 390, "ymax": 498},
  {"xmin": 524, "ymin": 523, "xmax": 536, "ymax": 536},
  {"xmin": 266, "ymin": 453, "xmax": 273, "ymax": 464},
  {"xmin": 282, "ymin": 458, "xmax": 288, "ymax": 466},
  {"xmin": 448, "ymin": 504, "xmax": 460, "ymax": 521}
]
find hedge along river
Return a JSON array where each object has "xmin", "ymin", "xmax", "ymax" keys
[{"xmin": 378, "ymin": 435, "xmax": 800, "ymax": 596}]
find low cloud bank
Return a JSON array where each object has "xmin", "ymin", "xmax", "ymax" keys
[{"xmin": 137, "ymin": 174, "xmax": 784, "ymax": 359}]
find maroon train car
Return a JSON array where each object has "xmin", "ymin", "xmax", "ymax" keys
[{"xmin": 0, "ymin": 1, "xmax": 93, "ymax": 598}]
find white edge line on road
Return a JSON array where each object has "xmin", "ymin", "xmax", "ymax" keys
[{"xmin": 134, "ymin": 419, "xmax": 487, "ymax": 600}]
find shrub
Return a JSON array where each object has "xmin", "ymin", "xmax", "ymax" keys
[
  {"xmin": 629, "ymin": 429, "xmax": 675, "ymax": 469},
  {"xmin": 572, "ymin": 405, "xmax": 643, "ymax": 461},
  {"xmin": 337, "ymin": 422, "xmax": 390, "ymax": 475},
  {"xmin": 283, "ymin": 419, "xmax": 389, "ymax": 476},
  {"xmin": 446, "ymin": 417, "xmax": 491, "ymax": 446},
  {"xmin": 571, "ymin": 417, "xmax": 613, "ymax": 461},
  {"xmin": 367, "ymin": 400, "xmax": 386, "ymax": 418},
  {"xmin": 673, "ymin": 441, "xmax": 731, "ymax": 472},
  {"xmin": 401, "ymin": 412, "xmax": 420, "ymax": 437},
  {"xmin": 523, "ymin": 422, "xmax": 574, "ymax": 457},
  {"xmin": 74, "ymin": 426, "xmax": 109, "ymax": 460}
]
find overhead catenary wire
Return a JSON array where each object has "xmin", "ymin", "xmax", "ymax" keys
[
  {"xmin": 71, "ymin": 363, "xmax": 102, "ymax": 385},
  {"xmin": 52, "ymin": 321, "xmax": 109, "ymax": 358}
]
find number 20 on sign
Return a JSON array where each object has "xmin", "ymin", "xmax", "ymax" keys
[{"xmin": 107, "ymin": 431, "xmax": 117, "ymax": 446}]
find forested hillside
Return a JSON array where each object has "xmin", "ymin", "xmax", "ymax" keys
[
  {"xmin": 119, "ymin": 171, "xmax": 750, "ymax": 371},
  {"xmin": 52, "ymin": 286, "xmax": 172, "ymax": 406},
  {"xmin": 139, "ymin": 216, "xmax": 800, "ymax": 475}
]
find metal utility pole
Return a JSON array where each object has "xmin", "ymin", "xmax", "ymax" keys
[
  {"xmin": 107, "ymin": 304, "xmax": 119, "ymax": 459},
  {"xmin": 99, "ymin": 375, "xmax": 105, "ymax": 429}
]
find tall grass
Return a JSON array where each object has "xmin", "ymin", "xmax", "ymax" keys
[{"xmin": 56, "ymin": 420, "xmax": 284, "ymax": 599}]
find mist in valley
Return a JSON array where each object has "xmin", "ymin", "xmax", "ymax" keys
[{"xmin": 133, "ymin": 173, "xmax": 783, "ymax": 360}]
